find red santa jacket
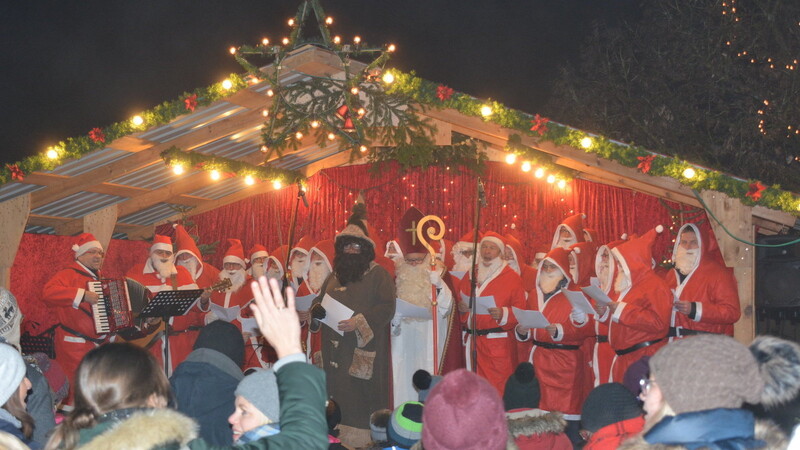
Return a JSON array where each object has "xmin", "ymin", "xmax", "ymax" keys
[
  {"xmin": 194, "ymin": 262, "xmax": 221, "ymax": 291},
  {"xmin": 663, "ymin": 223, "xmax": 740, "ymax": 337},
  {"xmin": 42, "ymin": 261, "xmax": 106, "ymax": 340},
  {"xmin": 457, "ymin": 264, "xmax": 526, "ymax": 333},
  {"xmin": 125, "ymin": 262, "xmax": 201, "ymax": 332}
]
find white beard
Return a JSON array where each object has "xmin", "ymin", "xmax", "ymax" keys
[
  {"xmin": 451, "ymin": 243, "xmax": 474, "ymax": 272},
  {"xmin": 477, "ymin": 257, "xmax": 503, "ymax": 285},
  {"xmin": 151, "ymin": 255, "xmax": 176, "ymax": 280},
  {"xmin": 597, "ymin": 264, "xmax": 612, "ymax": 294},
  {"xmin": 674, "ymin": 247, "xmax": 699, "ymax": 276},
  {"xmin": 307, "ymin": 262, "xmax": 331, "ymax": 293},
  {"xmin": 508, "ymin": 258, "xmax": 521, "ymax": 275},
  {"xmin": 556, "ymin": 237, "xmax": 575, "ymax": 250},
  {"xmin": 396, "ymin": 256, "xmax": 432, "ymax": 309},
  {"xmin": 614, "ymin": 269, "xmax": 631, "ymax": 294},
  {"xmin": 249, "ymin": 262, "xmax": 267, "ymax": 280},
  {"xmin": 267, "ymin": 267, "xmax": 282, "ymax": 281},
  {"xmin": 222, "ymin": 269, "xmax": 247, "ymax": 293},
  {"xmin": 176, "ymin": 257, "xmax": 200, "ymax": 280},
  {"xmin": 290, "ymin": 256, "xmax": 309, "ymax": 281},
  {"xmin": 539, "ymin": 270, "xmax": 564, "ymax": 295}
]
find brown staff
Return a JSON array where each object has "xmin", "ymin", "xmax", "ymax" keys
[{"xmin": 416, "ymin": 214, "xmax": 445, "ymax": 374}]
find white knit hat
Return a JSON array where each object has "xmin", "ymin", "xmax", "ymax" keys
[{"xmin": 0, "ymin": 343, "xmax": 26, "ymax": 405}]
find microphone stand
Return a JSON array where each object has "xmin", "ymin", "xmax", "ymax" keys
[
  {"xmin": 468, "ymin": 178, "xmax": 486, "ymax": 373},
  {"xmin": 282, "ymin": 183, "xmax": 309, "ymax": 293}
]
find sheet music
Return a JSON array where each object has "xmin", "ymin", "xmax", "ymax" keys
[
  {"xmin": 581, "ymin": 285, "xmax": 613, "ymax": 305},
  {"xmin": 294, "ymin": 293, "xmax": 316, "ymax": 312},
  {"xmin": 561, "ymin": 289, "xmax": 597, "ymax": 315},
  {"xmin": 512, "ymin": 307, "xmax": 550, "ymax": 329},
  {"xmin": 240, "ymin": 317, "xmax": 260, "ymax": 336},
  {"xmin": 396, "ymin": 298, "xmax": 432, "ymax": 319},
  {"xmin": 209, "ymin": 303, "xmax": 241, "ymax": 322},
  {"xmin": 320, "ymin": 294, "xmax": 355, "ymax": 336},
  {"xmin": 458, "ymin": 292, "xmax": 496, "ymax": 315},
  {"xmin": 448, "ymin": 270, "xmax": 467, "ymax": 282}
]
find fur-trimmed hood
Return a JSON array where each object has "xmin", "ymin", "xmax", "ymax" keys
[
  {"xmin": 79, "ymin": 408, "xmax": 199, "ymax": 450},
  {"xmin": 617, "ymin": 418, "xmax": 786, "ymax": 450},
  {"xmin": 505, "ymin": 409, "xmax": 566, "ymax": 438}
]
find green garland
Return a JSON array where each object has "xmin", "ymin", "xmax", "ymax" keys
[{"xmin": 160, "ymin": 146, "xmax": 304, "ymax": 186}]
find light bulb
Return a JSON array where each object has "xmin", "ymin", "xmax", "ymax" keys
[
  {"xmin": 521, "ymin": 161, "xmax": 531, "ymax": 172},
  {"xmin": 288, "ymin": 18, "xmax": 295, "ymax": 26},
  {"xmin": 260, "ymin": 145, "xmax": 268, "ymax": 153},
  {"xmin": 310, "ymin": 120, "xmax": 320, "ymax": 129},
  {"xmin": 262, "ymin": 38, "xmax": 270, "ymax": 46},
  {"xmin": 266, "ymin": 89, "xmax": 274, "ymax": 97},
  {"xmin": 221, "ymin": 79, "xmax": 233, "ymax": 90},
  {"xmin": 272, "ymin": 180, "xmax": 282, "ymax": 190},
  {"xmin": 359, "ymin": 145, "xmax": 368, "ymax": 153},
  {"xmin": 354, "ymin": 36, "xmax": 361, "ymax": 44},
  {"xmin": 262, "ymin": 109, "xmax": 269, "ymax": 117},
  {"xmin": 683, "ymin": 168, "xmax": 696, "ymax": 179},
  {"xmin": 534, "ymin": 168, "xmax": 545, "ymax": 178},
  {"xmin": 580, "ymin": 137, "xmax": 593, "ymax": 149},
  {"xmin": 282, "ymin": 37, "xmax": 289, "ymax": 45},
  {"xmin": 325, "ymin": 17, "xmax": 333, "ymax": 25},
  {"xmin": 131, "ymin": 115, "xmax": 144, "ymax": 126},
  {"xmin": 387, "ymin": 44, "xmax": 396, "ymax": 52},
  {"xmin": 350, "ymin": 87, "xmax": 359, "ymax": 95},
  {"xmin": 546, "ymin": 175, "xmax": 556, "ymax": 184},
  {"xmin": 480, "ymin": 105, "xmax": 493, "ymax": 117},
  {"xmin": 327, "ymin": 132, "xmax": 336, "ymax": 141},
  {"xmin": 229, "ymin": 47, "xmax": 237, "ymax": 55},
  {"xmin": 557, "ymin": 179, "xmax": 566, "ymax": 189},
  {"xmin": 505, "ymin": 153, "xmax": 517, "ymax": 165},
  {"xmin": 295, "ymin": 131, "xmax": 304, "ymax": 140},
  {"xmin": 245, "ymin": 175, "xmax": 255, "ymax": 185},
  {"xmin": 382, "ymin": 72, "xmax": 395, "ymax": 84},
  {"xmin": 210, "ymin": 170, "xmax": 221, "ymax": 181},
  {"xmin": 46, "ymin": 148, "xmax": 59, "ymax": 159},
  {"xmin": 357, "ymin": 108, "xmax": 366, "ymax": 117},
  {"xmin": 333, "ymin": 36, "xmax": 341, "ymax": 44},
  {"xmin": 172, "ymin": 165, "xmax": 185, "ymax": 175}
]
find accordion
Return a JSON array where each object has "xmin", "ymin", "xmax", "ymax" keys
[{"xmin": 88, "ymin": 278, "xmax": 149, "ymax": 335}]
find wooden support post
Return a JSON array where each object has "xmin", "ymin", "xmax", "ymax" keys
[
  {"xmin": 700, "ymin": 191, "xmax": 755, "ymax": 344},
  {"xmin": 0, "ymin": 194, "xmax": 31, "ymax": 287},
  {"xmin": 84, "ymin": 205, "xmax": 119, "ymax": 251}
]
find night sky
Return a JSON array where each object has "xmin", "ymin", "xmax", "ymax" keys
[{"xmin": 0, "ymin": 1, "xmax": 639, "ymax": 164}]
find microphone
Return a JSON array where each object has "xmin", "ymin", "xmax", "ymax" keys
[
  {"xmin": 298, "ymin": 184, "xmax": 309, "ymax": 208},
  {"xmin": 477, "ymin": 179, "xmax": 487, "ymax": 207}
]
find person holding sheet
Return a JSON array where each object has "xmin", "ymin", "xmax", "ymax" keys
[
  {"xmin": 456, "ymin": 232, "xmax": 526, "ymax": 396},
  {"xmin": 515, "ymin": 247, "xmax": 593, "ymax": 436},
  {"xmin": 390, "ymin": 207, "xmax": 454, "ymax": 406},
  {"xmin": 308, "ymin": 203, "xmax": 395, "ymax": 448},
  {"xmin": 297, "ymin": 239, "xmax": 334, "ymax": 366}
]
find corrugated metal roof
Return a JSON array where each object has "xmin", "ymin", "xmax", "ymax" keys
[
  {"xmin": 109, "ymin": 163, "xmax": 192, "ymax": 190},
  {"xmin": 119, "ymin": 202, "xmax": 183, "ymax": 225},
  {"xmin": 0, "ymin": 183, "xmax": 44, "ymax": 203},
  {"xmin": 189, "ymin": 177, "xmax": 247, "ymax": 200},
  {"xmin": 25, "ymin": 225, "xmax": 55, "ymax": 235},
  {"xmin": 139, "ymin": 102, "xmax": 246, "ymax": 142},
  {"xmin": 49, "ymin": 148, "xmax": 131, "ymax": 177},
  {"xmin": 271, "ymin": 143, "xmax": 342, "ymax": 170},
  {"xmin": 31, "ymin": 191, "xmax": 127, "ymax": 218}
]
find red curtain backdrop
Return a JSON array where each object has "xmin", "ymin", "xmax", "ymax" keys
[
  {"xmin": 156, "ymin": 161, "xmax": 713, "ymax": 269},
  {"xmin": 12, "ymin": 235, "xmax": 150, "ymax": 335}
]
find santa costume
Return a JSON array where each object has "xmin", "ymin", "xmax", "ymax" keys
[
  {"xmin": 246, "ymin": 244, "xmax": 269, "ymax": 280},
  {"xmin": 173, "ymin": 224, "xmax": 221, "ymax": 289},
  {"xmin": 589, "ymin": 235, "xmax": 628, "ymax": 386},
  {"xmin": 551, "ymin": 213, "xmax": 587, "ymax": 250},
  {"xmin": 297, "ymin": 239, "xmax": 334, "ymax": 365}
]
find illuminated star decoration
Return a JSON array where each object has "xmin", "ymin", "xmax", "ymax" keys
[
  {"xmin": 436, "ymin": 85, "xmax": 454, "ymax": 101},
  {"xmin": 184, "ymin": 94, "xmax": 198, "ymax": 112},
  {"xmin": 529, "ymin": 114, "xmax": 550, "ymax": 136},
  {"xmin": 231, "ymin": 0, "xmax": 433, "ymax": 160},
  {"xmin": 746, "ymin": 181, "xmax": 767, "ymax": 201},
  {"xmin": 88, "ymin": 127, "xmax": 106, "ymax": 143},
  {"xmin": 637, "ymin": 155, "xmax": 656, "ymax": 174},
  {"xmin": 6, "ymin": 164, "xmax": 24, "ymax": 181}
]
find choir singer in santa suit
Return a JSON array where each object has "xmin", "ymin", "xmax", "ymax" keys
[
  {"xmin": 42, "ymin": 233, "xmax": 110, "ymax": 404},
  {"xmin": 457, "ymin": 231, "xmax": 526, "ymax": 395},
  {"xmin": 308, "ymin": 204, "xmax": 395, "ymax": 448},
  {"xmin": 664, "ymin": 223, "xmax": 741, "ymax": 340},
  {"xmin": 246, "ymin": 243, "xmax": 269, "ymax": 279},
  {"xmin": 125, "ymin": 234, "xmax": 203, "ymax": 374},
  {"xmin": 390, "ymin": 207, "xmax": 454, "ymax": 405},
  {"xmin": 594, "ymin": 226, "xmax": 672, "ymax": 381},
  {"xmin": 296, "ymin": 239, "xmax": 334, "ymax": 365}
]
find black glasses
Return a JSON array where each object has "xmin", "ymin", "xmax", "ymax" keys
[{"xmin": 344, "ymin": 242, "xmax": 362, "ymax": 251}]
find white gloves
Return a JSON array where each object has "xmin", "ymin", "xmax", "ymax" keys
[
  {"xmin": 429, "ymin": 270, "xmax": 444, "ymax": 288},
  {"xmin": 570, "ymin": 309, "xmax": 588, "ymax": 325}
]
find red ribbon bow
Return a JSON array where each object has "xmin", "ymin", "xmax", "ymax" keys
[
  {"xmin": 436, "ymin": 85, "xmax": 454, "ymax": 101},
  {"xmin": 746, "ymin": 181, "xmax": 766, "ymax": 202},
  {"xmin": 184, "ymin": 94, "xmax": 198, "ymax": 112},
  {"xmin": 637, "ymin": 155, "xmax": 656, "ymax": 174},
  {"xmin": 6, "ymin": 164, "xmax": 24, "ymax": 181},
  {"xmin": 88, "ymin": 127, "xmax": 106, "ymax": 143},
  {"xmin": 529, "ymin": 114, "xmax": 550, "ymax": 136}
]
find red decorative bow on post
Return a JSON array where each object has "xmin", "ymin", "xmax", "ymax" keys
[
  {"xmin": 746, "ymin": 181, "xmax": 766, "ymax": 202},
  {"xmin": 6, "ymin": 164, "xmax": 24, "ymax": 181},
  {"xmin": 529, "ymin": 114, "xmax": 550, "ymax": 136},
  {"xmin": 637, "ymin": 155, "xmax": 656, "ymax": 174}
]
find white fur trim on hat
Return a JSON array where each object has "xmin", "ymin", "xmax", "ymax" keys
[
  {"xmin": 151, "ymin": 242, "xmax": 172, "ymax": 253},
  {"xmin": 249, "ymin": 251, "xmax": 268, "ymax": 261},
  {"xmin": 73, "ymin": 240, "xmax": 102, "ymax": 257},
  {"xmin": 223, "ymin": 255, "xmax": 246, "ymax": 268},
  {"xmin": 481, "ymin": 235, "xmax": 505, "ymax": 251},
  {"xmin": 0, "ymin": 344, "xmax": 25, "ymax": 406},
  {"xmin": 655, "ymin": 225, "xmax": 664, "ymax": 234}
]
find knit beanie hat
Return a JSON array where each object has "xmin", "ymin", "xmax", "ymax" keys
[
  {"xmin": 649, "ymin": 334, "xmax": 763, "ymax": 414},
  {"xmin": 235, "ymin": 369, "xmax": 280, "ymax": 422},
  {"xmin": 0, "ymin": 343, "xmax": 26, "ymax": 406},
  {"xmin": 413, "ymin": 369, "xmax": 443, "ymax": 403},
  {"xmin": 29, "ymin": 352, "xmax": 69, "ymax": 406},
  {"xmin": 387, "ymin": 401, "xmax": 424, "ymax": 448},
  {"xmin": 503, "ymin": 362, "xmax": 540, "ymax": 411},
  {"xmin": 370, "ymin": 408, "xmax": 391, "ymax": 443},
  {"xmin": 581, "ymin": 383, "xmax": 643, "ymax": 432},
  {"xmin": 422, "ymin": 369, "xmax": 508, "ymax": 450},
  {"xmin": 0, "ymin": 288, "xmax": 22, "ymax": 349},
  {"xmin": 622, "ymin": 355, "xmax": 651, "ymax": 397},
  {"xmin": 193, "ymin": 320, "xmax": 245, "ymax": 368}
]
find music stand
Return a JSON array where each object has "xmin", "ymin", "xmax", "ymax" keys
[{"xmin": 139, "ymin": 289, "xmax": 204, "ymax": 375}]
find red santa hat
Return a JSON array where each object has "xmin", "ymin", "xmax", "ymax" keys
[
  {"xmin": 72, "ymin": 233, "xmax": 102, "ymax": 258},
  {"xmin": 433, "ymin": 239, "xmax": 455, "ymax": 270},
  {"xmin": 583, "ymin": 228, "xmax": 598, "ymax": 243},
  {"xmin": 503, "ymin": 233, "xmax": 525, "ymax": 263},
  {"xmin": 151, "ymin": 234, "xmax": 173, "ymax": 253},
  {"xmin": 248, "ymin": 244, "xmax": 268, "ymax": 262},
  {"xmin": 611, "ymin": 225, "xmax": 664, "ymax": 284},
  {"xmin": 173, "ymin": 224, "xmax": 202, "ymax": 262},
  {"xmin": 541, "ymin": 247, "xmax": 571, "ymax": 279},
  {"xmin": 551, "ymin": 213, "xmax": 587, "ymax": 249},
  {"xmin": 291, "ymin": 235, "xmax": 314, "ymax": 258},
  {"xmin": 480, "ymin": 231, "xmax": 505, "ymax": 253},
  {"xmin": 222, "ymin": 238, "xmax": 246, "ymax": 268},
  {"xmin": 570, "ymin": 242, "xmax": 598, "ymax": 287},
  {"xmin": 268, "ymin": 245, "xmax": 289, "ymax": 276},
  {"xmin": 457, "ymin": 230, "xmax": 483, "ymax": 247},
  {"xmin": 397, "ymin": 207, "xmax": 428, "ymax": 255},
  {"xmin": 310, "ymin": 239, "xmax": 335, "ymax": 272}
]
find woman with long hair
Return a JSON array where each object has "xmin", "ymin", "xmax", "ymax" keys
[
  {"xmin": 0, "ymin": 343, "xmax": 36, "ymax": 449},
  {"xmin": 46, "ymin": 277, "xmax": 329, "ymax": 450}
]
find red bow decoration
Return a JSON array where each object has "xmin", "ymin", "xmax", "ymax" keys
[
  {"xmin": 6, "ymin": 164, "xmax": 24, "ymax": 181},
  {"xmin": 637, "ymin": 155, "xmax": 656, "ymax": 174},
  {"xmin": 336, "ymin": 104, "xmax": 355, "ymax": 131},
  {"xmin": 184, "ymin": 94, "xmax": 198, "ymax": 112},
  {"xmin": 746, "ymin": 181, "xmax": 767, "ymax": 202},
  {"xmin": 436, "ymin": 85, "xmax": 454, "ymax": 101},
  {"xmin": 88, "ymin": 127, "xmax": 106, "ymax": 143},
  {"xmin": 529, "ymin": 114, "xmax": 550, "ymax": 136}
]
